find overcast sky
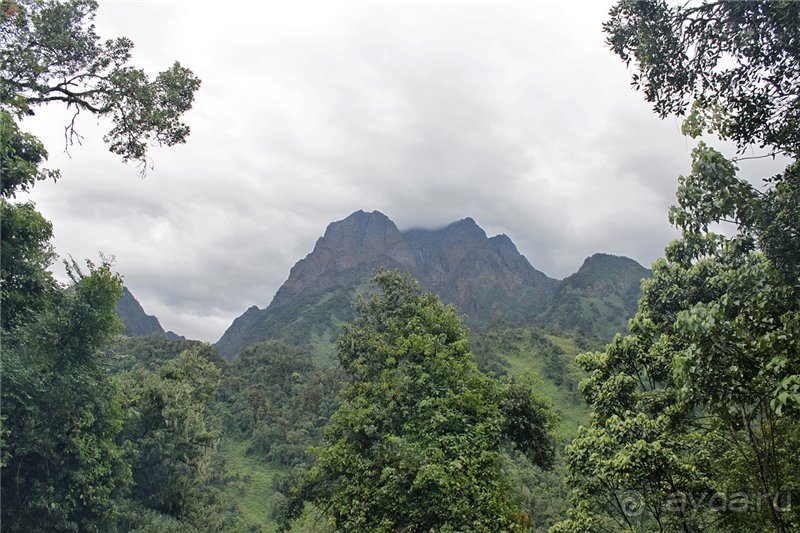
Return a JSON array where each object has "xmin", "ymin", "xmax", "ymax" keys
[{"xmin": 21, "ymin": 0, "xmax": 785, "ymax": 342}]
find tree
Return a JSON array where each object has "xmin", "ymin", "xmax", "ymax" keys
[
  {"xmin": 1, "ymin": 1, "xmax": 200, "ymax": 529},
  {"xmin": 103, "ymin": 337, "xmax": 249, "ymax": 531},
  {"xmin": 215, "ymin": 340, "xmax": 344, "ymax": 466},
  {"xmin": 604, "ymin": 0, "xmax": 799, "ymax": 157},
  {"xmin": 0, "ymin": 198, "xmax": 56, "ymax": 329},
  {"xmin": 0, "ymin": 108, "xmax": 57, "ymax": 196},
  {"xmin": 1, "ymin": 259, "xmax": 130, "ymax": 532},
  {"xmin": 1, "ymin": 0, "xmax": 200, "ymax": 181},
  {"xmin": 281, "ymin": 270, "xmax": 556, "ymax": 531},
  {"xmin": 555, "ymin": 145, "xmax": 800, "ymax": 532},
  {"xmin": 555, "ymin": 2, "xmax": 800, "ymax": 531},
  {"xmin": 115, "ymin": 348, "xmax": 222, "ymax": 521}
]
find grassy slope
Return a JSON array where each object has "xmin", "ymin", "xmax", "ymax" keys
[
  {"xmin": 218, "ymin": 439, "xmax": 334, "ymax": 532},
  {"xmin": 506, "ymin": 335, "xmax": 588, "ymax": 439},
  {"xmin": 474, "ymin": 327, "xmax": 589, "ymax": 439},
  {"xmin": 219, "ymin": 438, "xmax": 281, "ymax": 532}
]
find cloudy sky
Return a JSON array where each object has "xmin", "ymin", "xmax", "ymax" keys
[{"xmin": 22, "ymin": 0, "xmax": 784, "ymax": 341}]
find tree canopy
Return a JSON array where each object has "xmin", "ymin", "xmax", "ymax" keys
[
  {"xmin": 555, "ymin": 2, "xmax": 800, "ymax": 531},
  {"xmin": 281, "ymin": 270, "xmax": 557, "ymax": 531},
  {"xmin": 604, "ymin": 0, "xmax": 799, "ymax": 157},
  {"xmin": 0, "ymin": 0, "xmax": 200, "ymax": 185},
  {"xmin": 1, "ymin": 1, "xmax": 208, "ymax": 530},
  {"xmin": 554, "ymin": 144, "xmax": 800, "ymax": 532}
]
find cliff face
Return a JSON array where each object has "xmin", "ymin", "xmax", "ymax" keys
[
  {"xmin": 404, "ymin": 218, "xmax": 557, "ymax": 320},
  {"xmin": 215, "ymin": 211, "xmax": 648, "ymax": 359},
  {"xmin": 271, "ymin": 210, "xmax": 414, "ymax": 306},
  {"xmin": 271, "ymin": 211, "xmax": 556, "ymax": 316}
]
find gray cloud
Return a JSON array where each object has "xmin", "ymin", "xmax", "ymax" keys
[{"xmin": 22, "ymin": 1, "xmax": 740, "ymax": 341}]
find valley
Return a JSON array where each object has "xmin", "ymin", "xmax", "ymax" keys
[{"xmin": 113, "ymin": 211, "xmax": 650, "ymax": 530}]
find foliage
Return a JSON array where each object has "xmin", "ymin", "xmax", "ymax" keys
[
  {"xmin": 471, "ymin": 326, "xmax": 587, "ymax": 433},
  {"xmin": 0, "ymin": 1, "xmax": 204, "ymax": 529},
  {"xmin": 0, "ymin": 109, "xmax": 59, "ymax": 196},
  {"xmin": 0, "ymin": 198, "xmax": 56, "ymax": 329},
  {"xmin": 1, "ymin": 258, "xmax": 129, "ymax": 532},
  {"xmin": 282, "ymin": 270, "xmax": 557, "ymax": 531},
  {"xmin": 604, "ymin": 0, "xmax": 800, "ymax": 156},
  {"xmin": 555, "ymin": 144, "xmax": 800, "ymax": 532},
  {"xmin": 107, "ymin": 334, "xmax": 224, "ymax": 373},
  {"xmin": 216, "ymin": 341, "xmax": 344, "ymax": 467},
  {"xmin": 115, "ymin": 348, "xmax": 221, "ymax": 516},
  {"xmin": 0, "ymin": 0, "xmax": 200, "ymax": 175},
  {"xmin": 106, "ymin": 337, "xmax": 248, "ymax": 531},
  {"xmin": 556, "ymin": 4, "xmax": 800, "ymax": 531}
]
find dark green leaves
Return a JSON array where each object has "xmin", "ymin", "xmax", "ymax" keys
[
  {"xmin": 285, "ymin": 271, "xmax": 557, "ymax": 531},
  {"xmin": 557, "ymin": 145, "xmax": 800, "ymax": 532},
  {"xmin": 0, "ymin": 0, "xmax": 200, "ymax": 176},
  {"xmin": 604, "ymin": 0, "xmax": 800, "ymax": 156},
  {"xmin": 0, "ymin": 110, "xmax": 59, "ymax": 198}
]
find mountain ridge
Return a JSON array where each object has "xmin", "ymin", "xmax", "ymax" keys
[{"xmin": 215, "ymin": 211, "xmax": 649, "ymax": 359}]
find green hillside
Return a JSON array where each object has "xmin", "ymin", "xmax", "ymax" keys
[
  {"xmin": 211, "ymin": 322, "xmax": 591, "ymax": 531},
  {"xmin": 538, "ymin": 253, "xmax": 651, "ymax": 340}
]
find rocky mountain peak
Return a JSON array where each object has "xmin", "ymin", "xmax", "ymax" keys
[
  {"xmin": 271, "ymin": 210, "xmax": 413, "ymax": 306},
  {"xmin": 318, "ymin": 210, "xmax": 406, "ymax": 259},
  {"xmin": 217, "ymin": 211, "xmax": 567, "ymax": 357},
  {"xmin": 442, "ymin": 217, "xmax": 486, "ymax": 239},
  {"xmin": 488, "ymin": 233, "xmax": 516, "ymax": 250},
  {"xmin": 215, "ymin": 211, "xmax": 653, "ymax": 359}
]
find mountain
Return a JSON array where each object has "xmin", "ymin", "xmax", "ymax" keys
[
  {"xmin": 402, "ymin": 217, "xmax": 558, "ymax": 322},
  {"xmin": 216, "ymin": 211, "xmax": 558, "ymax": 358},
  {"xmin": 538, "ymin": 253, "xmax": 651, "ymax": 340},
  {"xmin": 115, "ymin": 286, "xmax": 184, "ymax": 340},
  {"xmin": 215, "ymin": 211, "xmax": 648, "ymax": 359}
]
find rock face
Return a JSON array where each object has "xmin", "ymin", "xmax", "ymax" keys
[
  {"xmin": 271, "ymin": 211, "xmax": 413, "ymax": 306},
  {"xmin": 215, "ymin": 211, "xmax": 649, "ymax": 359},
  {"xmin": 115, "ymin": 287, "xmax": 183, "ymax": 340},
  {"xmin": 403, "ymin": 218, "xmax": 557, "ymax": 322},
  {"xmin": 272, "ymin": 211, "xmax": 557, "ymax": 317}
]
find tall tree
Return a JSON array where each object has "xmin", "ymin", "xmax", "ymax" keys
[
  {"xmin": 1, "ymin": 0, "xmax": 201, "ymax": 178},
  {"xmin": 554, "ymin": 145, "xmax": 800, "ymax": 532},
  {"xmin": 1, "ymin": 1, "xmax": 200, "ymax": 529},
  {"xmin": 555, "ymin": 2, "xmax": 800, "ymax": 531},
  {"xmin": 281, "ymin": 270, "xmax": 556, "ymax": 531},
  {"xmin": 114, "ymin": 347, "xmax": 233, "ymax": 530},
  {"xmin": 1, "ymin": 259, "xmax": 129, "ymax": 532}
]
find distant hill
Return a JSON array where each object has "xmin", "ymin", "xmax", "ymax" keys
[
  {"xmin": 215, "ymin": 211, "xmax": 649, "ymax": 359},
  {"xmin": 114, "ymin": 286, "xmax": 184, "ymax": 340},
  {"xmin": 537, "ymin": 253, "xmax": 651, "ymax": 341}
]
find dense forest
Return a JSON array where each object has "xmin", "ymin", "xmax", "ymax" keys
[{"xmin": 1, "ymin": 1, "xmax": 798, "ymax": 532}]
